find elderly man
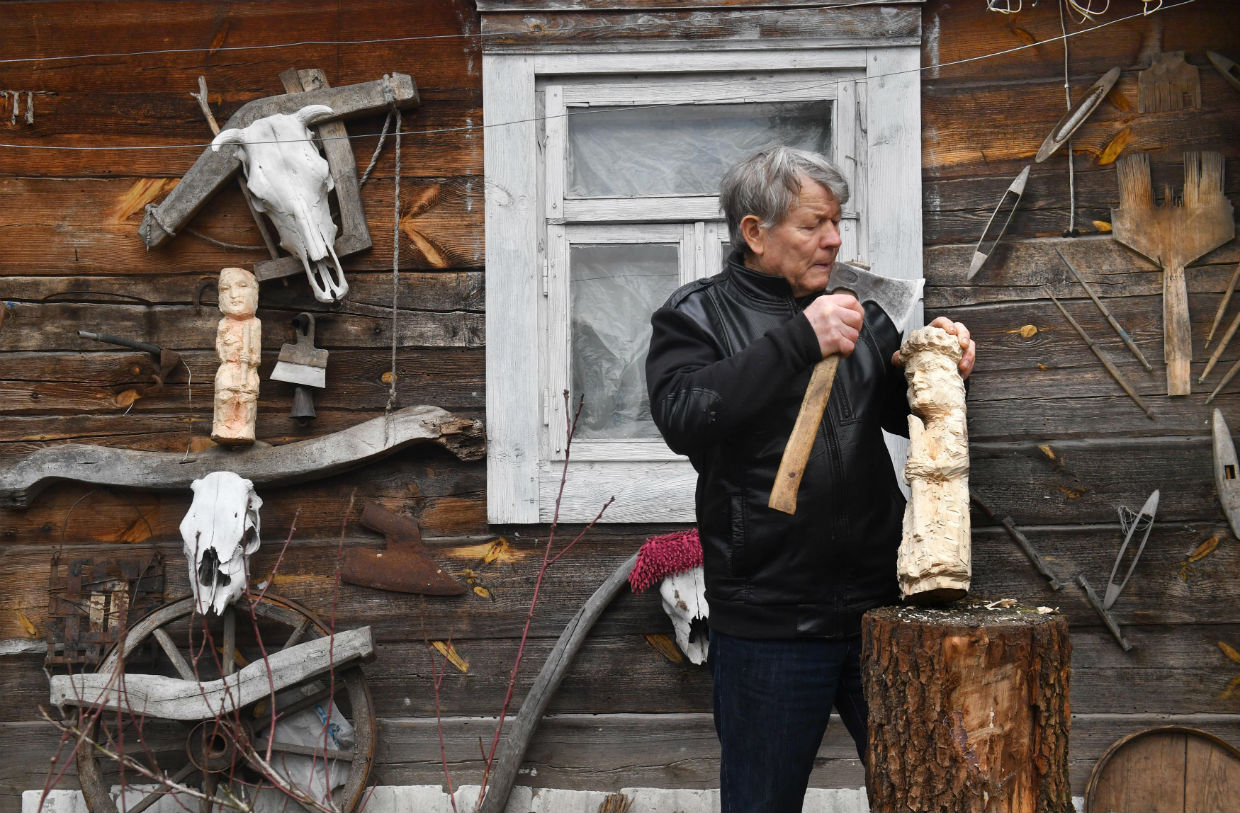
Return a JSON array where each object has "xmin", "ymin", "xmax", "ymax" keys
[{"xmin": 645, "ymin": 147, "xmax": 975, "ymax": 812}]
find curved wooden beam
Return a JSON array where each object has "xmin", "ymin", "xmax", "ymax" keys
[
  {"xmin": 0, "ymin": 405, "xmax": 484, "ymax": 509},
  {"xmin": 478, "ymin": 551, "xmax": 638, "ymax": 813}
]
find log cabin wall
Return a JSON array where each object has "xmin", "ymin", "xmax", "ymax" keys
[{"xmin": 0, "ymin": 0, "xmax": 1238, "ymax": 809}]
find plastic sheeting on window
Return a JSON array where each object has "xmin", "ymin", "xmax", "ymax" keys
[
  {"xmin": 571, "ymin": 243, "xmax": 680, "ymax": 439},
  {"xmin": 567, "ymin": 101, "xmax": 832, "ymax": 198}
]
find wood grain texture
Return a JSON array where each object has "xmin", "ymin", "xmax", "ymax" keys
[{"xmin": 863, "ymin": 605, "xmax": 1072, "ymax": 813}]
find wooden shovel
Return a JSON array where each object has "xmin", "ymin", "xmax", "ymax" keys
[{"xmin": 1111, "ymin": 152, "xmax": 1233, "ymax": 396}]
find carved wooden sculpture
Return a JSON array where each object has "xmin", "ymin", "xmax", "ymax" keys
[
  {"xmin": 898, "ymin": 325, "xmax": 970, "ymax": 604},
  {"xmin": 212, "ymin": 267, "xmax": 261, "ymax": 445}
]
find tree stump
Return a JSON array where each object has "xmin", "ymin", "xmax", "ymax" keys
[{"xmin": 862, "ymin": 604, "xmax": 1071, "ymax": 813}]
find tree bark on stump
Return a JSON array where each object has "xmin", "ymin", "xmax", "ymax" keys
[{"xmin": 862, "ymin": 605, "xmax": 1072, "ymax": 813}]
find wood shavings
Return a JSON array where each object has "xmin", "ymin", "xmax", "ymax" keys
[
  {"xmin": 984, "ymin": 598, "xmax": 1018, "ymax": 609},
  {"xmin": 1036, "ymin": 606, "xmax": 1058, "ymax": 615}
]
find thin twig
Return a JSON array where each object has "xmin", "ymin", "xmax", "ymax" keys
[{"xmin": 476, "ymin": 393, "xmax": 612, "ymax": 807}]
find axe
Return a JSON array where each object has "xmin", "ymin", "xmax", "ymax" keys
[
  {"xmin": 768, "ymin": 264, "xmax": 924, "ymax": 515},
  {"xmin": 341, "ymin": 503, "xmax": 466, "ymax": 595}
]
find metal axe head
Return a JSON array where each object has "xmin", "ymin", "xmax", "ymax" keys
[{"xmin": 827, "ymin": 263, "xmax": 925, "ymax": 335}]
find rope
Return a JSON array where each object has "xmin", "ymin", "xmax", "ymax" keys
[
  {"xmin": 385, "ymin": 79, "xmax": 403, "ymax": 423},
  {"xmin": 184, "ymin": 227, "xmax": 268, "ymax": 251},
  {"xmin": 1059, "ymin": 0, "xmax": 1078, "ymax": 236},
  {"xmin": 359, "ymin": 109, "xmax": 394, "ymax": 188}
]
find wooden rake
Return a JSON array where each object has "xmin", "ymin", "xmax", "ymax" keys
[{"xmin": 1111, "ymin": 152, "xmax": 1233, "ymax": 396}]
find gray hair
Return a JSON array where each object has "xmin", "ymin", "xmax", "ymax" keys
[{"xmin": 719, "ymin": 146, "xmax": 850, "ymax": 251}]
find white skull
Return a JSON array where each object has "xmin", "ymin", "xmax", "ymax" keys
[
  {"xmin": 658, "ymin": 566, "xmax": 709, "ymax": 665},
  {"xmin": 180, "ymin": 471, "xmax": 263, "ymax": 615},
  {"xmin": 212, "ymin": 105, "xmax": 348, "ymax": 303}
]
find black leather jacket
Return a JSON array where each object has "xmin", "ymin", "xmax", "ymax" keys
[{"xmin": 646, "ymin": 254, "xmax": 911, "ymax": 639}]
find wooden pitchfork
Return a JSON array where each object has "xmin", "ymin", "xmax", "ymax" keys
[{"xmin": 1110, "ymin": 152, "xmax": 1233, "ymax": 396}]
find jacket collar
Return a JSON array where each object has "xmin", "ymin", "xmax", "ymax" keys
[{"xmin": 724, "ymin": 250, "xmax": 821, "ymax": 307}]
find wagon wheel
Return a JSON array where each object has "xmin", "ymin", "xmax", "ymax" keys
[{"xmin": 73, "ymin": 594, "xmax": 375, "ymax": 813}]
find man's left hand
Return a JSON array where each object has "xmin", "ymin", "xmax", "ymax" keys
[{"xmin": 892, "ymin": 317, "xmax": 976, "ymax": 380}]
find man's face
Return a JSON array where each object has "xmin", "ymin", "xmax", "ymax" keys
[{"xmin": 743, "ymin": 177, "xmax": 843, "ymax": 297}]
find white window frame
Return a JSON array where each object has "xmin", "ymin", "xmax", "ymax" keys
[{"xmin": 485, "ymin": 47, "xmax": 923, "ymax": 524}]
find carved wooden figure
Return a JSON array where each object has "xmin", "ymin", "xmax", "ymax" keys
[
  {"xmin": 898, "ymin": 325, "xmax": 970, "ymax": 603},
  {"xmin": 212, "ymin": 267, "xmax": 262, "ymax": 446}
]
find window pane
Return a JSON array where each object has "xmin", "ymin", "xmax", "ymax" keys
[
  {"xmin": 570, "ymin": 243, "xmax": 680, "ymax": 439},
  {"xmin": 568, "ymin": 101, "xmax": 832, "ymax": 198}
]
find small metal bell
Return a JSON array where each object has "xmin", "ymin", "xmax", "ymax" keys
[{"xmin": 290, "ymin": 385, "xmax": 317, "ymax": 421}]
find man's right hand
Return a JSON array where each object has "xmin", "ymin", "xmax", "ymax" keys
[{"xmin": 803, "ymin": 293, "xmax": 864, "ymax": 358}]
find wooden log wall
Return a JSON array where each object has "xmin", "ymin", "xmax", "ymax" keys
[{"xmin": 0, "ymin": 1, "xmax": 1238, "ymax": 810}]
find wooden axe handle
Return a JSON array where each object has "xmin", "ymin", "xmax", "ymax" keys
[{"xmin": 768, "ymin": 355, "xmax": 840, "ymax": 514}]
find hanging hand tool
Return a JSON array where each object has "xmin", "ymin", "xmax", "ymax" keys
[
  {"xmin": 1200, "ymin": 303, "xmax": 1240, "ymax": 383},
  {"xmin": 1205, "ymin": 262, "xmax": 1240, "ymax": 349},
  {"xmin": 1103, "ymin": 489, "xmax": 1159, "ymax": 609},
  {"xmin": 341, "ymin": 503, "xmax": 466, "ymax": 595},
  {"xmin": 270, "ymin": 313, "xmax": 327, "ymax": 421},
  {"xmin": 1206, "ymin": 356, "xmax": 1240, "ymax": 404},
  {"xmin": 967, "ymin": 165, "xmax": 1029, "ymax": 281},
  {"xmin": 1207, "ymin": 51, "xmax": 1240, "ymax": 95},
  {"xmin": 1138, "ymin": 51, "xmax": 1201, "ymax": 113},
  {"xmin": 1053, "ymin": 247, "xmax": 1151, "ymax": 371},
  {"xmin": 768, "ymin": 265, "xmax": 923, "ymax": 515},
  {"xmin": 1077, "ymin": 575, "xmax": 1132, "ymax": 652},
  {"xmin": 1045, "ymin": 288, "xmax": 1154, "ymax": 419},
  {"xmin": 1212, "ymin": 409, "xmax": 1240, "ymax": 541},
  {"xmin": 970, "ymin": 491, "xmax": 1064, "ymax": 590},
  {"xmin": 78, "ymin": 330, "xmax": 182, "ymax": 387},
  {"xmin": 1034, "ymin": 67, "xmax": 1122, "ymax": 163},
  {"xmin": 1111, "ymin": 152, "xmax": 1234, "ymax": 396}
]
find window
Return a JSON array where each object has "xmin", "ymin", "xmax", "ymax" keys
[{"xmin": 484, "ymin": 35, "xmax": 924, "ymax": 524}]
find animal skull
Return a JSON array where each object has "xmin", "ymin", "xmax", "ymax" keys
[
  {"xmin": 212, "ymin": 105, "xmax": 348, "ymax": 303},
  {"xmin": 180, "ymin": 471, "xmax": 263, "ymax": 616},
  {"xmin": 658, "ymin": 566, "xmax": 709, "ymax": 664}
]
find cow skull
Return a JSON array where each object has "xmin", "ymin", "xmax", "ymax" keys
[
  {"xmin": 659, "ymin": 566, "xmax": 709, "ymax": 665},
  {"xmin": 180, "ymin": 471, "xmax": 263, "ymax": 616},
  {"xmin": 212, "ymin": 105, "xmax": 348, "ymax": 303}
]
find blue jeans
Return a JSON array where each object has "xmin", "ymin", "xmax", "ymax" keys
[{"xmin": 710, "ymin": 630, "xmax": 868, "ymax": 813}]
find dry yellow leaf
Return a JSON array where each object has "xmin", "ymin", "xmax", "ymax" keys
[
  {"xmin": 645, "ymin": 633, "xmax": 684, "ymax": 664},
  {"xmin": 1097, "ymin": 127, "xmax": 1133, "ymax": 166},
  {"xmin": 1037, "ymin": 363, "xmax": 1049, "ymax": 371},
  {"xmin": 431, "ymin": 640, "xmax": 470, "ymax": 673},
  {"xmin": 1055, "ymin": 486, "xmax": 1085, "ymax": 500},
  {"xmin": 381, "ymin": 371, "xmax": 396, "ymax": 384},
  {"xmin": 1223, "ymin": 673, "xmax": 1240, "ymax": 701},
  {"xmin": 16, "ymin": 611, "xmax": 38, "ymax": 637},
  {"xmin": 1019, "ymin": 325, "xmax": 1038, "ymax": 338},
  {"xmin": 114, "ymin": 389, "xmax": 141, "ymax": 408},
  {"xmin": 1039, "ymin": 444, "xmax": 1056, "ymax": 461},
  {"xmin": 472, "ymin": 585, "xmax": 492, "ymax": 599},
  {"xmin": 1092, "ymin": 221, "xmax": 1113, "ymax": 233},
  {"xmin": 1219, "ymin": 641, "xmax": 1240, "ymax": 664},
  {"xmin": 1188, "ymin": 536, "xmax": 1220, "ymax": 563}
]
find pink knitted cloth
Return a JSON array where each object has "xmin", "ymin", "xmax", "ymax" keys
[{"xmin": 628, "ymin": 529, "xmax": 702, "ymax": 593}]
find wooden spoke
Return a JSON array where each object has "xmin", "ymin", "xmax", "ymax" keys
[
  {"xmin": 152, "ymin": 627, "xmax": 196, "ymax": 682},
  {"xmin": 222, "ymin": 606, "xmax": 237, "ymax": 677},
  {"xmin": 266, "ymin": 740, "xmax": 354, "ymax": 762},
  {"xmin": 280, "ymin": 617, "xmax": 312, "ymax": 652}
]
